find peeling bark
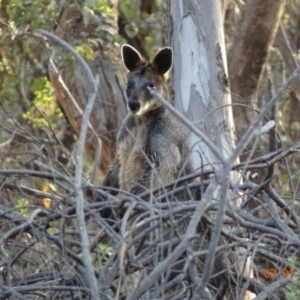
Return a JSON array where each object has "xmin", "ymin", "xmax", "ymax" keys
[
  {"xmin": 49, "ymin": 1, "xmax": 127, "ymax": 176},
  {"xmin": 167, "ymin": 1, "xmax": 255, "ymax": 299},
  {"xmin": 167, "ymin": 0, "xmax": 236, "ymax": 168}
]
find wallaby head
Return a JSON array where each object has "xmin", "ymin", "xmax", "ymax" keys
[{"xmin": 121, "ymin": 44, "xmax": 172, "ymax": 115}]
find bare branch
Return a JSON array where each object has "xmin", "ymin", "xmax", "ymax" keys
[
  {"xmin": 37, "ymin": 29, "xmax": 100, "ymax": 299},
  {"xmin": 148, "ymin": 88, "xmax": 226, "ymax": 166},
  {"xmin": 231, "ymin": 64, "xmax": 300, "ymax": 163}
]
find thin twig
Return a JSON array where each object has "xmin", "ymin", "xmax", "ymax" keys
[
  {"xmin": 0, "ymin": 169, "xmax": 72, "ymax": 183},
  {"xmin": 127, "ymin": 178, "xmax": 219, "ymax": 300},
  {"xmin": 37, "ymin": 29, "xmax": 100, "ymax": 299},
  {"xmin": 231, "ymin": 64, "xmax": 300, "ymax": 163},
  {"xmin": 148, "ymin": 88, "xmax": 226, "ymax": 165},
  {"xmin": 253, "ymin": 278, "xmax": 290, "ymax": 300},
  {"xmin": 193, "ymin": 164, "xmax": 231, "ymax": 298}
]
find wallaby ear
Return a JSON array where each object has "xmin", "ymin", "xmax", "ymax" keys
[
  {"xmin": 121, "ymin": 44, "xmax": 143, "ymax": 71},
  {"xmin": 151, "ymin": 47, "xmax": 173, "ymax": 75}
]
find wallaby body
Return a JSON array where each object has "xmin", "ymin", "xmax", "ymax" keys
[
  {"xmin": 103, "ymin": 44, "xmax": 193, "ymax": 197},
  {"xmin": 98, "ymin": 45, "xmax": 234, "ymax": 299}
]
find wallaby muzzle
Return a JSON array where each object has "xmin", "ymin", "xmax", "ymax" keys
[{"xmin": 128, "ymin": 100, "xmax": 140, "ymax": 113}]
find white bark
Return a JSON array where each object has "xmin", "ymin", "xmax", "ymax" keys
[
  {"xmin": 168, "ymin": 0, "xmax": 235, "ymax": 170},
  {"xmin": 167, "ymin": 1, "xmax": 255, "ymax": 299}
]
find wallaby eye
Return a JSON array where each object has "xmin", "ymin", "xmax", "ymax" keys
[
  {"xmin": 148, "ymin": 83, "xmax": 155, "ymax": 90},
  {"xmin": 127, "ymin": 82, "xmax": 134, "ymax": 90},
  {"xmin": 126, "ymin": 82, "xmax": 134, "ymax": 97}
]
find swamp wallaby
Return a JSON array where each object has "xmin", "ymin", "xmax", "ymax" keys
[{"xmin": 103, "ymin": 44, "xmax": 193, "ymax": 199}]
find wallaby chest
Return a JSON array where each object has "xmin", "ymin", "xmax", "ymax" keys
[
  {"xmin": 117, "ymin": 117, "xmax": 149, "ymax": 191},
  {"xmin": 102, "ymin": 44, "xmax": 193, "ymax": 196}
]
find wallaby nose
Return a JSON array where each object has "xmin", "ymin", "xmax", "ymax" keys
[{"xmin": 128, "ymin": 101, "xmax": 140, "ymax": 113}]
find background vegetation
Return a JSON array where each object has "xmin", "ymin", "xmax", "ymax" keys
[{"xmin": 0, "ymin": 0, "xmax": 300, "ymax": 299}]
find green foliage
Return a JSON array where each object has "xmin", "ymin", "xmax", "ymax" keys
[
  {"xmin": 74, "ymin": 42, "xmax": 96, "ymax": 61},
  {"xmin": 47, "ymin": 227, "xmax": 58, "ymax": 234},
  {"xmin": 23, "ymin": 77, "xmax": 63, "ymax": 129},
  {"xmin": 0, "ymin": 0, "xmax": 64, "ymax": 132},
  {"xmin": 285, "ymin": 277, "xmax": 300, "ymax": 300},
  {"xmin": 16, "ymin": 198, "xmax": 30, "ymax": 218},
  {"xmin": 97, "ymin": 243, "xmax": 113, "ymax": 262},
  {"xmin": 288, "ymin": 256, "xmax": 298, "ymax": 269},
  {"xmin": 118, "ymin": 0, "xmax": 166, "ymax": 56},
  {"xmin": 85, "ymin": 0, "xmax": 113, "ymax": 15},
  {"xmin": 82, "ymin": 0, "xmax": 113, "ymax": 27},
  {"xmin": 284, "ymin": 257, "xmax": 300, "ymax": 300},
  {"xmin": 119, "ymin": 0, "xmax": 140, "ymax": 22},
  {"xmin": 0, "ymin": 55, "xmax": 20, "ymax": 109},
  {"xmin": 4, "ymin": 0, "xmax": 58, "ymax": 30}
]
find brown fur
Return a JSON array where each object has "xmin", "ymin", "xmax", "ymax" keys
[{"xmin": 102, "ymin": 44, "xmax": 193, "ymax": 197}]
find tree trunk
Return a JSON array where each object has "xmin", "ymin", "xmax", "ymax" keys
[
  {"xmin": 228, "ymin": 0, "xmax": 285, "ymax": 142},
  {"xmin": 49, "ymin": 1, "xmax": 127, "ymax": 177},
  {"xmin": 167, "ymin": 1, "xmax": 254, "ymax": 299},
  {"xmin": 167, "ymin": 0, "xmax": 235, "ymax": 173},
  {"xmin": 275, "ymin": 24, "xmax": 300, "ymax": 142}
]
